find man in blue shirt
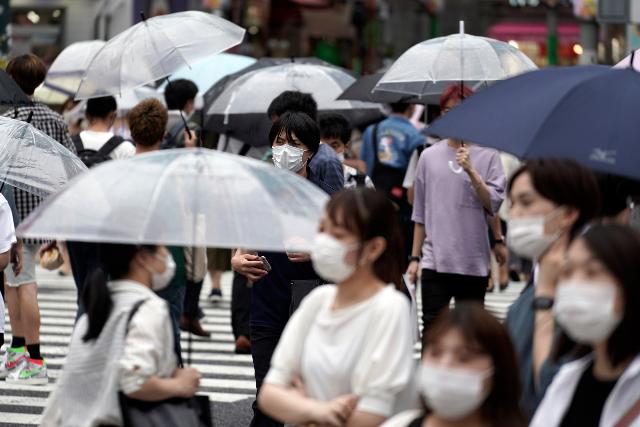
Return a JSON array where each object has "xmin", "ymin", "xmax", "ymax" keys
[
  {"xmin": 360, "ymin": 103, "xmax": 426, "ymax": 175},
  {"xmin": 361, "ymin": 103, "xmax": 425, "ymax": 263}
]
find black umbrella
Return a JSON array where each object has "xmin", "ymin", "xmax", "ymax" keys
[
  {"xmin": 338, "ymin": 72, "xmax": 423, "ymax": 104},
  {"xmin": 0, "ymin": 70, "xmax": 31, "ymax": 106}
]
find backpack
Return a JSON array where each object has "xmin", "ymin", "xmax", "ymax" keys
[{"xmin": 72, "ymin": 134, "xmax": 124, "ymax": 168}]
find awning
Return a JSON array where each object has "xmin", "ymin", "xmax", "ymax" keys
[{"xmin": 488, "ymin": 22, "xmax": 581, "ymax": 44}]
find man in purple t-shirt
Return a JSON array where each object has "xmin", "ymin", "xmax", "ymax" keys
[{"xmin": 406, "ymin": 84, "xmax": 506, "ymax": 332}]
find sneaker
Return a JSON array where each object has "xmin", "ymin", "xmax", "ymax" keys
[
  {"xmin": 7, "ymin": 358, "xmax": 48, "ymax": 385},
  {"xmin": 209, "ymin": 288, "xmax": 223, "ymax": 303},
  {"xmin": 0, "ymin": 347, "xmax": 27, "ymax": 379}
]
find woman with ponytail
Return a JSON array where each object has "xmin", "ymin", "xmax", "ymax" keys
[{"xmin": 42, "ymin": 243, "xmax": 201, "ymax": 427}]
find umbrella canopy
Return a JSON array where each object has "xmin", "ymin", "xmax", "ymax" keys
[
  {"xmin": 44, "ymin": 40, "xmax": 106, "ymax": 96},
  {"xmin": 157, "ymin": 53, "xmax": 256, "ymax": 95},
  {"xmin": 0, "ymin": 70, "xmax": 31, "ymax": 106},
  {"xmin": 75, "ymin": 11, "xmax": 246, "ymax": 100},
  {"xmin": 205, "ymin": 63, "xmax": 383, "ymax": 147},
  {"xmin": 338, "ymin": 72, "xmax": 420, "ymax": 104},
  {"xmin": 426, "ymin": 65, "xmax": 640, "ymax": 180},
  {"xmin": 0, "ymin": 117, "xmax": 87, "ymax": 197},
  {"xmin": 374, "ymin": 24, "xmax": 536, "ymax": 101},
  {"xmin": 207, "ymin": 63, "xmax": 376, "ymax": 116},
  {"xmin": 18, "ymin": 148, "xmax": 328, "ymax": 251}
]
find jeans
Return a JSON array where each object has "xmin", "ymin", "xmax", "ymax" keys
[
  {"xmin": 421, "ymin": 268, "xmax": 487, "ymax": 333},
  {"xmin": 249, "ymin": 324, "xmax": 284, "ymax": 427},
  {"xmin": 231, "ymin": 272, "xmax": 251, "ymax": 339}
]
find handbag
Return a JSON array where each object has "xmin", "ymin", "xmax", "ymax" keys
[{"xmin": 118, "ymin": 300, "xmax": 213, "ymax": 427}]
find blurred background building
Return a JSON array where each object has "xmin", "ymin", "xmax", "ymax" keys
[{"xmin": 1, "ymin": 0, "xmax": 638, "ymax": 71}]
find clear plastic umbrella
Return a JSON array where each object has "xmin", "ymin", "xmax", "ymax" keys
[
  {"xmin": 206, "ymin": 63, "xmax": 381, "ymax": 117},
  {"xmin": 18, "ymin": 148, "xmax": 328, "ymax": 251},
  {"xmin": 0, "ymin": 117, "xmax": 87, "ymax": 197},
  {"xmin": 44, "ymin": 40, "xmax": 106, "ymax": 96},
  {"xmin": 374, "ymin": 22, "xmax": 537, "ymax": 100},
  {"xmin": 75, "ymin": 11, "xmax": 246, "ymax": 100}
]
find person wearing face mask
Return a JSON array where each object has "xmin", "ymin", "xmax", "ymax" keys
[
  {"xmin": 531, "ymin": 224, "xmax": 640, "ymax": 427},
  {"xmin": 258, "ymin": 189, "xmax": 413, "ymax": 427},
  {"xmin": 406, "ymin": 84, "xmax": 506, "ymax": 334},
  {"xmin": 504, "ymin": 158, "xmax": 600, "ymax": 419},
  {"xmin": 40, "ymin": 243, "xmax": 201, "ymax": 426},
  {"xmin": 232, "ymin": 111, "xmax": 329, "ymax": 427},
  {"xmin": 382, "ymin": 303, "xmax": 525, "ymax": 427},
  {"xmin": 318, "ymin": 113, "xmax": 375, "ymax": 189}
]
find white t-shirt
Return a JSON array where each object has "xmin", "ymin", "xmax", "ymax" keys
[
  {"xmin": 78, "ymin": 130, "xmax": 136, "ymax": 160},
  {"xmin": 265, "ymin": 285, "xmax": 413, "ymax": 418},
  {"xmin": 0, "ymin": 194, "xmax": 16, "ymax": 254}
]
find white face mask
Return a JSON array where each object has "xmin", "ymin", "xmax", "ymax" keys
[
  {"xmin": 554, "ymin": 281, "xmax": 622, "ymax": 344},
  {"xmin": 311, "ymin": 233, "xmax": 358, "ymax": 283},
  {"xmin": 336, "ymin": 152, "xmax": 345, "ymax": 163},
  {"xmin": 507, "ymin": 209, "xmax": 563, "ymax": 260},
  {"xmin": 145, "ymin": 252, "xmax": 176, "ymax": 291},
  {"xmin": 419, "ymin": 363, "xmax": 493, "ymax": 421},
  {"xmin": 272, "ymin": 144, "xmax": 307, "ymax": 173}
]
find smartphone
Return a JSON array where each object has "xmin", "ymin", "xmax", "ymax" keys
[{"xmin": 259, "ymin": 256, "xmax": 272, "ymax": 272}]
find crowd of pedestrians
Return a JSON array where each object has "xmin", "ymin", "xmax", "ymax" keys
[{"xmin": 0, "ymin": 50, "xmax": 639, "ymax": 427}]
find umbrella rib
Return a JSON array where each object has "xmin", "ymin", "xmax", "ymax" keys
[{"xmin": 117, "ymin": 24, "xmax": 143, "ymax": 98}]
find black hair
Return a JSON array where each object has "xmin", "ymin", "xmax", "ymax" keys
[
  {"xmin": 86, "ymin": 96, "xmax": 117, "ymax": 119},
  {"xmin": 269, "ymin": 111, "xmax": 320, "ymax": 154},
  {"xmin": 318, "ymin": 113, "xmax": 351, "ymax": 144},
  {"xmin": 554, "ymin": 224, "xmax": 640, "ymax": 367},
  {"xmin": 508, "ymin": 158, "xmax": 601, "ymax": 240},
  {"xmin": 596, "ymin": 173, "xmax": 640, "ymax": 218},
  {"xmin": 82, "ymin": 243, "xmax": 157, "ymax": 342},
  {"xmin": 164, "ymin": 79, "xmax": 198, "ymax": 110},
  {"xmin": 267, "ymin": 91, "xmax": 318, "ymax": 121},
  {"xmin": 325, "ymin": 189, "xmax": 404, "ymax": 290},
  {"xmin": 389, "ymin": 102, "xmax": 411, "ymax": 114},
  {"xmin": 424, "ymin": 303, "xmax": 526, "ymax": 427}
]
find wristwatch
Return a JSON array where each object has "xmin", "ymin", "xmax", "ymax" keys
[
  {"xmin": 532, "ymin": 296, "xmax": 554, "ymax": 310},
  {"xmin": 408, "ymin": 256, "xmax": 420, "ymax": 263}
]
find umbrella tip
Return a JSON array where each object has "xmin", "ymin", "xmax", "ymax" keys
[
  {"xmin": 26, "ymin": 111, "xmax": 33, "ymax": 124},
  {"xmin": 459, "ymin": 20, "xmax": 465, "ymax": 35},
  {"xmin": 139, "ymin": 10, "xmax": 147, "ymax": 21},
  {"xmin": 630, "ymin": 50, "xmax": 636, "ymax": 70}
]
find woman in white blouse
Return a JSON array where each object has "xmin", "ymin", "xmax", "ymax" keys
[
  {"xmin": 258, "ymin": 189, "xmax": 414, "ymax": 427},
  {"xmin": 42, "ymin": 243, "xmax": 201, "ymax": 427}
]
